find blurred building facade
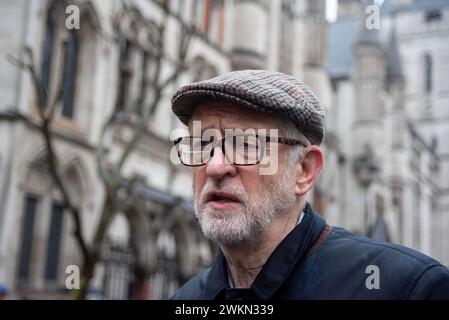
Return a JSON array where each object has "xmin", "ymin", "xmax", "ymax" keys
[
  {"xmin": 322, "ymin": 0, "xmax": 449, "ymax": 268},
  {"xmin": 0, "ymin": 0, "xmax": 228, "ymax": 299},
  {"xmin": 0, "ymin": 0, "xmax": 448, "ymax": 299}
]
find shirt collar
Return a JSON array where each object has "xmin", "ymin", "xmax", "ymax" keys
[{"xmin": 202, "ymin": 202, "xmax": 326, "ymax": 299}]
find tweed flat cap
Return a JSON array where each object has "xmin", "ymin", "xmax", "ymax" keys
[{"xmin": 171, "ymin": 69, "xmax": 325, "ymax": 145}]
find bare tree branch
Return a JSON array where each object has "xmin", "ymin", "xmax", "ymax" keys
[
  {"xmin": 0, "ymin": 109, "xmax": 40, "ymax": 129},
  {"xmin": 46, "ymin": 39, "xmax": 68, "ymax": 121},
  {"xmin": 96, "ymin": 112, "xmax": 120, "ymax": 186},
  {"xmin": 7, "ymin": 0, "xmax": 196, "ymax": 299},
  {"xmin": 41, "ymin": 118, "xmax": 90, "ymax": 260},
  {"xmin": 116, "ymin": 25, "xmax": 190, "ymax": 172},
  {"xmin": 22, "ymin": 48, "xmax": 46, "ymax": 116},
  {"xmin": 7, "ymin": 45, "xmax": 91, "ymax": 266}
]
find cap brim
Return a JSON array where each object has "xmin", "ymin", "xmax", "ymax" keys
[{"xmin": 172, "ymin": 89, "xmax": 280, "ymax": 126}]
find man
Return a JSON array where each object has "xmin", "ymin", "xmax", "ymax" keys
[{"xmin": 170, "ymin": 70, "xmax": 449, "ymax": 299}]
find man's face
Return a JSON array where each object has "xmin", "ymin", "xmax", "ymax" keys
[{"xmin": 190, "ymin": 101, "xmax": 299, "ymax": 245}]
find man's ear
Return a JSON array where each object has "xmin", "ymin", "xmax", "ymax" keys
[{"xmin": 295, "ymin": 146, "xmax": 324, "ymax": 196}]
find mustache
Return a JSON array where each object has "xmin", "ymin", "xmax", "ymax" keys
[{"xmin": 198, "ymin": 179, "xmax": 248, "ymax": 206}]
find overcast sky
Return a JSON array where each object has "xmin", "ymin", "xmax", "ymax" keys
[{"xmin": 326, "ymin": 0, "xmax": 338, "ymax": 22}]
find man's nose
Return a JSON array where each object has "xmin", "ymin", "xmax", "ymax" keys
[{"xmin": 205, "ymin": 146, "xmax": 237, "ymax": 179}]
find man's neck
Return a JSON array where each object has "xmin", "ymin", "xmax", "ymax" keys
[{"xmin": 222, "ymin": 205, "xmax": 304, "ymax": 288}]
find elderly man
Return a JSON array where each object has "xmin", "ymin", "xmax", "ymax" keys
[{"xmin": 170, "ymin": 70, "xmax": 449, "ymax": 299}]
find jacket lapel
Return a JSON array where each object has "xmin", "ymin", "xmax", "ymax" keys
[
  {"xmin": 251, "ymin": 203, "xmax": 326, "ymax": 299},
  {"xmin": 202, "ymin": 203, "xmax": 326, "ymax": 299}
]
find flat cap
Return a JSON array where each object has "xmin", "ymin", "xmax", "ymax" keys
[{"xmin": 171, "ymin": 69, "xmax": 325, "ymax": 145}]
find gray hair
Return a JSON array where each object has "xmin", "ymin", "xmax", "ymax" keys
[{"xmin": 280, "ymin": 119, "xmax": 311, "ymax": 165}]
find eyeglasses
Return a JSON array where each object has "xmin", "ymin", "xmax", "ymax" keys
[{"xmin": 173, "ymin": 133, "xmax": 307, "ymax": 166}]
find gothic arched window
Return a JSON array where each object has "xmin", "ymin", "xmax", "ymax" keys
[
  {"xmin": 279, "ymin": 0, "xmax": 295, "ymax": 73},
  {"xmin": 192, "ymin": 0, "xmax": 224, "ymax": 45},
  {"xmin": 41, "ymin": 16, "xmax": 55, "ymax": 104},
  {"xmin": 44, "ymin": 202, "xmax": 65, "ymax": 280},
  {"xmin": 40, "ymin": 1, "xmax": 99, "ymax": 126},
  {"xmin": 115, "ymin": 14, "xmax": 146, "ymax": 112},
  {"xmin": 17, "ymin": 155, "xmax": 88, "ymax": 293},
  {"xmin": 61, "ymin": 31, "xmax": 79, "ymax": 119},
  {"xmin": 17, "ymin": 195, "xmax": 38, "ymax": 282},
  {"xmin": 424, "ymin": 53, "xmax": 433, "ymax": 94}
]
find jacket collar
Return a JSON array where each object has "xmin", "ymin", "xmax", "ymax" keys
[{"xmin": 202, "ymin": 202, "xmax": 326, "ymax": 299}]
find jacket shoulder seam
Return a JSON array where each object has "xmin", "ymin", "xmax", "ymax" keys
[
  {"xmin": 332, "ymin": 228, "xmax": 439, "ymax": 268},
  {"xmin": 406, "ymin": 264, "xmax": 446, "ymax": 299}
]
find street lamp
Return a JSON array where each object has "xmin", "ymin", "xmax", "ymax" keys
[{"xmin": 353, "ymin": 144, "xmax": 379, "ymax": 234}]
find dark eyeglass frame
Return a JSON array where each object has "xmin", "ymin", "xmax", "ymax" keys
[{"xmin": 173, "ymin": 134, "xmax": 307, "ymax": 167}]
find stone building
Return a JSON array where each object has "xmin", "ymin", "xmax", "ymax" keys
[
  {"xmin": 0, "ymin": 0, "xmax": 448, "ymax": 299},
  {"xmin": 0, "ymin": 0, "xmax": 229, "ymax": 299},
  {"xmin": 322, "ymin": 0, "xmax": 449, "ymax": 267}
]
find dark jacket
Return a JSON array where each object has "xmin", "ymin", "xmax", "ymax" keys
[{"xmin": 171, "ymin": 203, "xmax": 449, "ymax": 299}]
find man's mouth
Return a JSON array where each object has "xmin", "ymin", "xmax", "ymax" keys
[{"xmin": 205, "ymin": 191, "xmax": 241, "ymax": 210}]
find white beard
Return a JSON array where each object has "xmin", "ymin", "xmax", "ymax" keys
[{"xmin": 194, "ymin": 168, "xmax": 297, "ymax": 246}]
